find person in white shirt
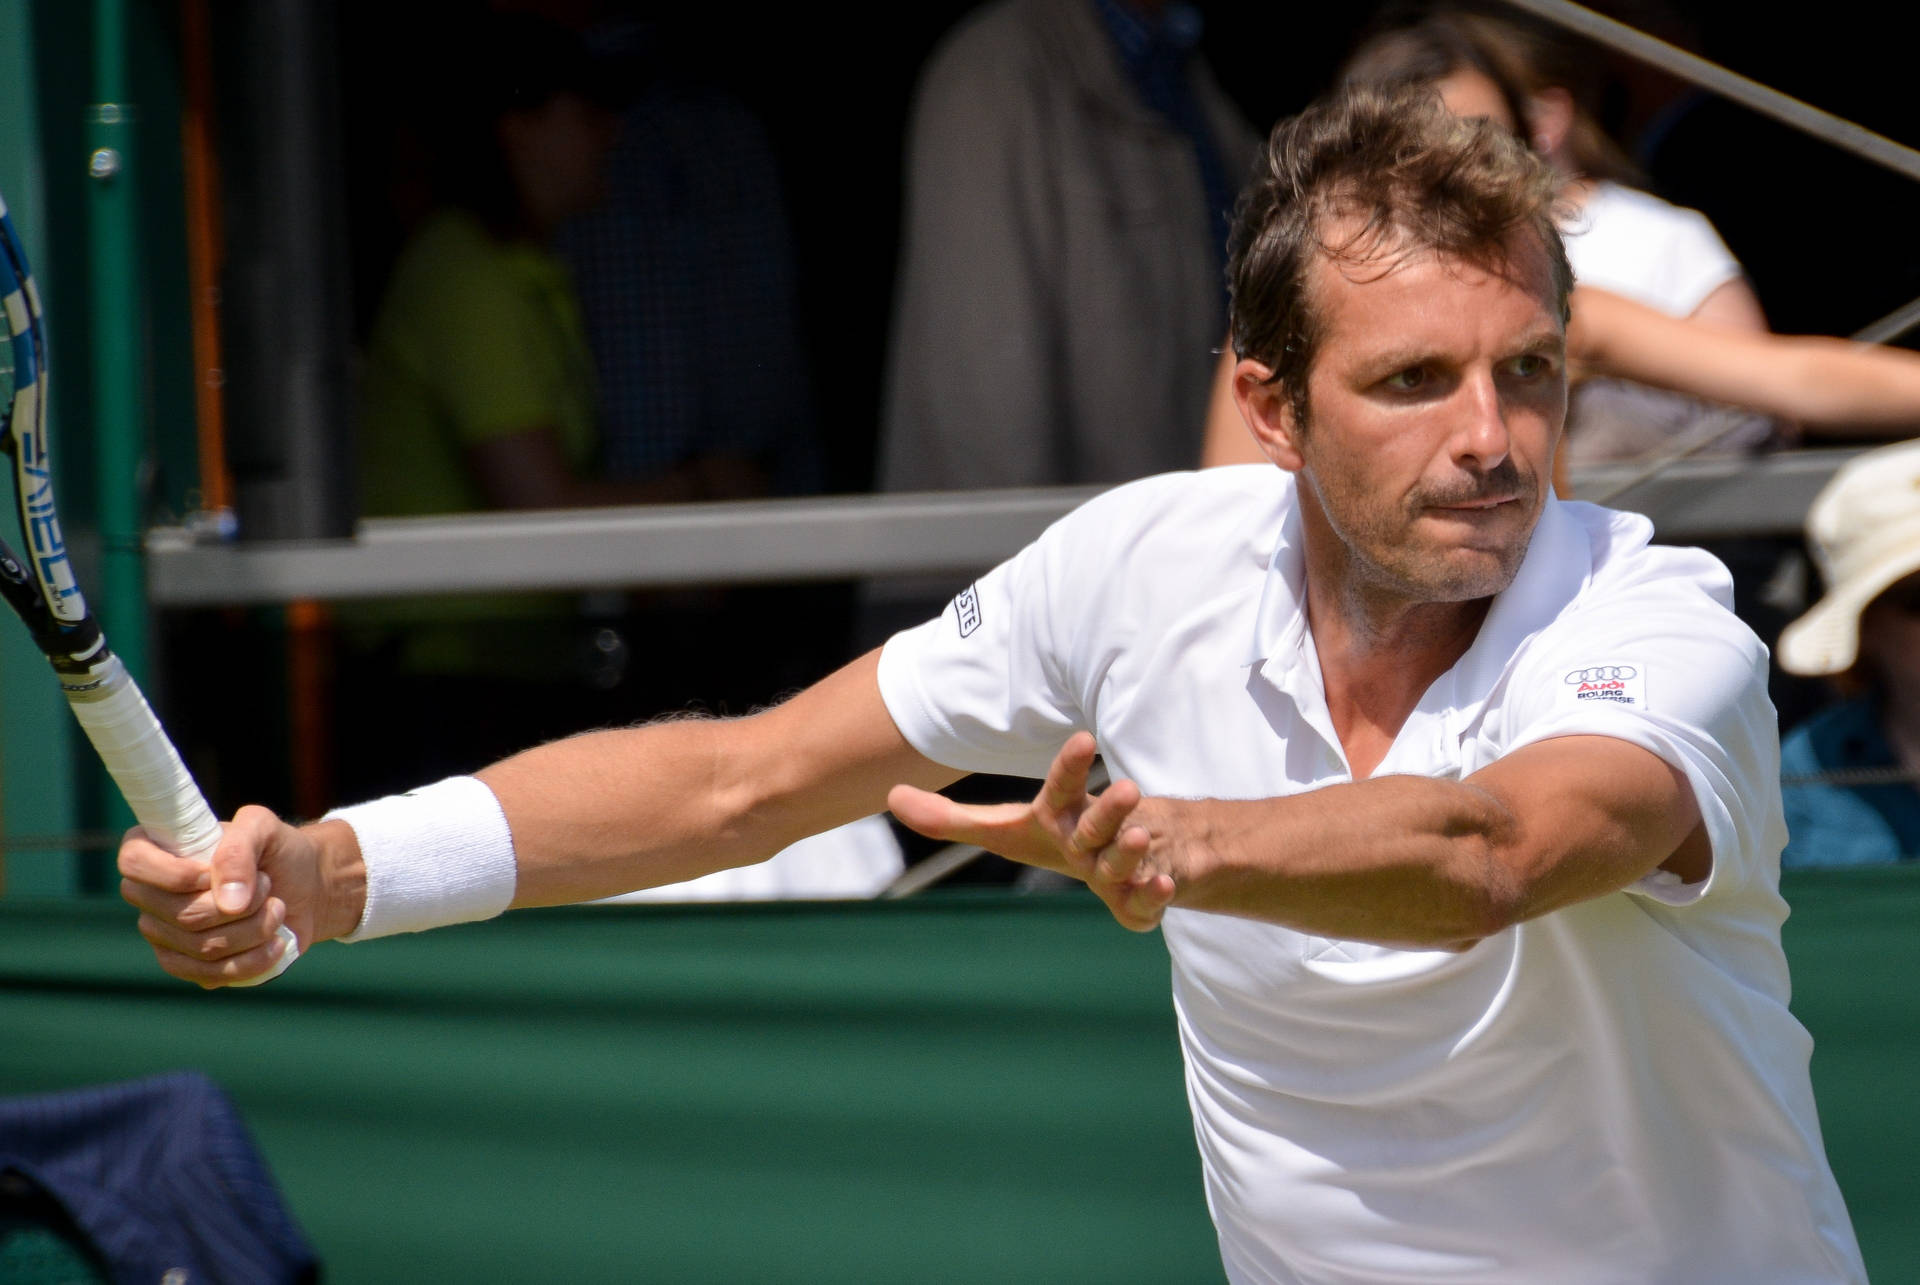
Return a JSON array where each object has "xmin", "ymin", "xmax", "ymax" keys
[{"xmin": 120, "ymin": 86, "xmax": 1864, "ymax": 1282}]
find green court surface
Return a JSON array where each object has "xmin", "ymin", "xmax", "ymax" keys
[
  {"xmin": 0, "ymin": 871, "xmax": 1914, "ymax": 1282},
  {"xmin": 0, "ymin": 893, "xmax": 1218, "ymax": 1283}
]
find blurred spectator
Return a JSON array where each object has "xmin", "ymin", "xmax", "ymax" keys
[
  {"xmin": 1776, "ymin": 441, "xmax": 1920, "ymax": 866},
  {"xmin": 341, "ymin": 14, "xmax": 638, "ymax": 797},
  {"xmin": 553, "ymin": 18, "xmax": 821, "ymax": 497},
  {"xmin": 360, "ymin": 16, "xmax": 615, "ymax": 521},
  {"xmin": 867, "ymin": 0, "xmax": 1260, "ymax": 880},
  {"xmin": 361, "ymin": 13, "xmax": 759, "ymax": 521},
  {"xmin": 1340, "ymin": 6, "xmax": 1781, "ymax": 470},
  {"xmin": 878, "ymin": 0, "xmax": 1258, "ymax": 493}
]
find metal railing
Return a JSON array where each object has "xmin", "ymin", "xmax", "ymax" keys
[{"xmin": 144, "ymin": 452, "xmax": 1857, "ymax": 607}]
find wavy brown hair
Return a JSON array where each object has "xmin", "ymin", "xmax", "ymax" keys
[{"xmin": 1227, "ymin": 84, "xmax": 1572, "ymax": 419}]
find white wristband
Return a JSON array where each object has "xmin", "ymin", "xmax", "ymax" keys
[{"xmin": 324, "ymin": 776, "xmax": 518, "ymax": 942}]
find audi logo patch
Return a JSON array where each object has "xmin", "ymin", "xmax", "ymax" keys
[
  {"xmin": 1559, "ymin": 662, "xmax": 1645, "ymax": 707},
  {"xmin": 1564, "ymin": 665, "xmax": 1638, "ymax": 684}
]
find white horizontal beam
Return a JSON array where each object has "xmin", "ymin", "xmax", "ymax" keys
[
  {"xmin": 147, "ymin": 485, "xmax": 1107, "ymax": 606},
  {"xmin": 147, "ymin": 452, "xmax": 1856, "ymax": 607}
]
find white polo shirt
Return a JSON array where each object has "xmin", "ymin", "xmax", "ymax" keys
[{"xmin": 877, "ymin": 466, "xmax": 1864, "ymax": 1284}]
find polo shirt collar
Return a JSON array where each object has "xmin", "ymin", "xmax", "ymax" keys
[
  {"xmin": 1439, "ymin": 493, "xmax": 1593, "ymax": 721},
  {"xmin": 1244, "ymin": 473, "xmax": 1312, "ymax": 670},
  {"xmin": 1244, "ymin": 485, "xmax": 1595, "ymax": 725}
]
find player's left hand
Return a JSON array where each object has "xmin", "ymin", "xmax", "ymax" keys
[{"xmin": 888, "ymin": 732, "xmax": 1176, "ymax": 931}]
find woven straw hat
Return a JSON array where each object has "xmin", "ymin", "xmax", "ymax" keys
[{"xmin": 1777, "ymin": 440, "xmax": 1920, "ymax": 676}]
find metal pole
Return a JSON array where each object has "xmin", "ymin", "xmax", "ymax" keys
[
  {"xmin": 1500, "ymin": 0, "xmax": 1920, "ymax": 186},
  {"xmin": 221, "ymin": 0, "xmax": 357, "ymax": 541},
  {"xmin": 85, "ymin": 0, "xmax": 150, "ymax": 684}
]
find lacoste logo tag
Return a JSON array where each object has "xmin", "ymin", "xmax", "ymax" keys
[
  {"xmin": 1560, "ymin": 663, "xmax": 1644, "ymax": 707},
  {"xmin": 954, "ymin": 583, "xmax": 982, "ymax": 638}
]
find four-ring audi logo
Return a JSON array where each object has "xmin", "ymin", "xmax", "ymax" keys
[{"xmin": 1565, "ymin": 665, "xmax": 1637, "ymax": 684}]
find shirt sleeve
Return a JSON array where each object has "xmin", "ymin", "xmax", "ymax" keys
[
  {"xmin": 874, "ymin": 479, "xmax": 1166, "ymax": 778},
  {"xmin": 1497, "ymin": 568, "xmax": 1782, "ymax": 906},
  {"xmin": 877, "ymin": 540, "xmax": 1086, "ymax": 781}
]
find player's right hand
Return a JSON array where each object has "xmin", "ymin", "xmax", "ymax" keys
[{"xmin": 117, "ymin": 806, "xmax": 353, "ymax": 988}]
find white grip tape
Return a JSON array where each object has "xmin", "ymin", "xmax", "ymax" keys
[{"xmin": 65, "ymin": 658, "xmax": 298, "ymax": 985}]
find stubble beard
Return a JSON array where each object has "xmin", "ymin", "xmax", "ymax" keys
[{"xmin": 1308, "ymin": 456, "xmax": 1540, "ymax": 610}]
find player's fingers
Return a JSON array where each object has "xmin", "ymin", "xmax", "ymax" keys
[
  {"xmin": 1092, "ymin": 819, "xmax": 1152, "ymax": 885},
  {"xmin": 116, "ymin": 826, "xmax": 210, "ymax": 895},
  {"xmin": 1116, "ymin": 872, "xmax": 1177, "ymax": 932},
  {"xmin": 212, "ymin": 805, "xmax": 283, "ymax": 914},
  {"xmin": 135, "ymin": 891, "xmax": 285, "ymax": 967},
  {"xmin": 1095, "ymin": 865, "xmax": 1175, "ymax": 933},
  {"xmin": 1069, "ymin": 778, "xmax": 1141, "ymax": 862},
  {"xmin": 887, "ymin": 786, "xmax": 1032, "ymax": 849},
  {"xmin": 120, "ymin": 869, "xmax": 271, "ymax": 931},
  {"xmin": 144, "ymin": 916, "xmax": 294, "ymax": 990},
  {"xmin": 1037, "ymin": 732, "xmax": 1099, "ymax": 821}
]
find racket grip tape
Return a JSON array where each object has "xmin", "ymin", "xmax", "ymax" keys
[{"xmin": 63, "ymin": 656, "xmax": 299, "ymax": 985}]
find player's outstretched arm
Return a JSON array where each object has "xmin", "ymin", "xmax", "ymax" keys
[
  {"xmin": 488, "ymin": 649, "xmax": 957, "ymax": 908},
  {"xmin": 925, "ymin": 733, "xmax": 1707, "ymax": 946},
  {"xmin": 118, "ymin": 649, "xmax": 960, "ymax": 985},
  {"xmin": 1129, "ymin": 734, "xmax": 1707, "ymax": 948}
]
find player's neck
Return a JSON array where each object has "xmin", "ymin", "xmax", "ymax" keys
[{"xmin": 1303, "ymin": 571, "xmax": 1491, "ymax": 780}]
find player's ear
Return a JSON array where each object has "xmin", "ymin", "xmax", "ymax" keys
[{"xmin": 1233, "ymin": 359, "xmax": 1306, "ymax": 472}]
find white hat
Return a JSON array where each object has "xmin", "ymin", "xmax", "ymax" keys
[{"xmin": 1777, "ymin": 440, "xmax": 1920, "ymax": 676}]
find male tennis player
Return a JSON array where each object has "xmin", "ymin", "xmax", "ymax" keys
[{"xmin": 121, "ymin": 85, "xmax": 1865, "ymax": 1282}]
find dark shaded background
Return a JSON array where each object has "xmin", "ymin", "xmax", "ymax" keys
[{"xmin": 154, "ymin": 0, "xmax": 1920, "ymax": 821}]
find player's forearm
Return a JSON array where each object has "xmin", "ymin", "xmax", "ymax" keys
[
  {"xmin": 484, "ymin": 648, "xmax": 949, "ymax": 908},
  {"xmin": 305, "ymin": 650, "xmax": 946, "ymax": 939},
  {"xmin": 300, "ymin": 718, "xmax": 817, "ymax": 939},
  {"xmin": 1150, "ymin": 776, "xmax": 1524, "ymax": 947},
  {"xmin": 479, "ymin": 717, "xmax": 804, "ymax": 908}
]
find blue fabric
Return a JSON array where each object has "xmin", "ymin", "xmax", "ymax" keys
[
  {"xmin": 1090, "ymin": 0, "xmax": 1236, "ymax": 279},
  {"xmin": 553, "ymin": 51, "xmax": 820, "ymax": 493},
  {"xmin": 1781, "ymin": 697, "xmax": 1920, "ymax": 867},
  {"xmin": 0, "ymin": 1071, "xmax": 318, "ymax": 1285}
]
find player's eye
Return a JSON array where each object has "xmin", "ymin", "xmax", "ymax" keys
[
  {"xmin": 1508, "ymin": 353, "xmax": 1552, "ymax": 379},
  {"xmin": 1382, "ymin": 366, "xmax": 1428, "ymax": 392}
]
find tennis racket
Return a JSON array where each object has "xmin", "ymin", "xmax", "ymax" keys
[{"xmin": 0, "ymin": 187, "xmax": 296, "ymax": 984}]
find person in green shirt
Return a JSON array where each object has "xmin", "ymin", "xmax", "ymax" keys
[{"xmin": 345, "ymin": 15, "xmax": 760, "ymax": 796}]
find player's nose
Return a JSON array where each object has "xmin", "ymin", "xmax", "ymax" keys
[{"xmin": 1451, "ymin": 369, "xmax": 1512, "ymax": 471}]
